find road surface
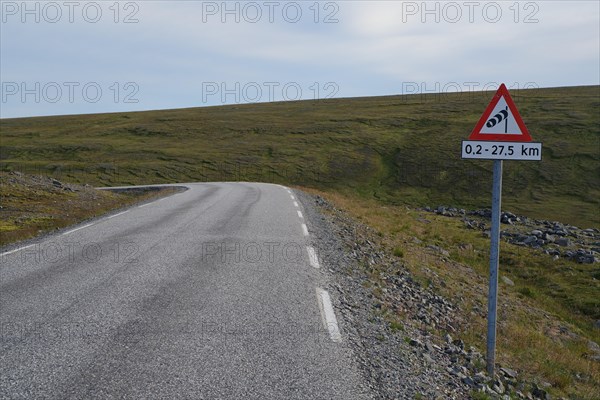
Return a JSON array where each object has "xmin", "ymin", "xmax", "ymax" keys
[{"xmin": 0, "ymin": 183, "xmax": 368, "ymax": 399}]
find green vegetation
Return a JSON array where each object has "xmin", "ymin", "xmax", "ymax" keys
[
  {"xmin": 0, "ymin": 172, "xmax": 178, "ymax": 246},
  {"xmin": 1, "ymin": 86, "xmax": 598, "ymax": 227},
  {"xmin": 310, "ymin": 189, "xmax": 599, "ymax": 399},
  {"xmin": 470, "ymin": 391, "xmax": 493, "ymax": 400},
  {"xmin": 1, "ymin": 86, "xmax": 598, "ymax": 397},
  {"xmin": 393, "ymin": 247, "xmax": 405, "ymax": 258}
]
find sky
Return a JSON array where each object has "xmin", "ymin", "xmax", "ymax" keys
[{"xmin": 1, "ymin": 0, "xmax": 599, "ymax": 118}]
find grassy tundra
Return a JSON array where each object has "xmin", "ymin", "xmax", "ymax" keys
[{"xmin": 1, "ymin": 85, "xmax": 599, "ymax": 398}]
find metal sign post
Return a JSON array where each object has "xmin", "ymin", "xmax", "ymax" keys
[
  {"xmin": 486, "ymin": 159, "xmax": 502, "ymax": 375},
  {"xmin": 461, "ymin": 84, "xmax": 542, "ymax": 376}
]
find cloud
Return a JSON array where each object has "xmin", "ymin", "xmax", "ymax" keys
[{"xmin": 1, "ymin": 0, "xmax": 598, "ymax": 117}]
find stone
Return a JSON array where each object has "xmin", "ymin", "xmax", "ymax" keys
[
  {"xmin": 500, "ymin": 367, "xmax": 518, "ymax": 379},
  {"xmin": 564, "ymin": 250, "xmax": 575, "ymax": 259},
  {"xmin": 487, "ymin": 386, "xmax": 498, "ymax": 395},
  {"xmin": 493, "ymin": 379, "xmax": 505, "ymax": 394},
  {"xmin": 426, "ymin": 245, "xmax": 450, "ymax": 257},
  {"xmin": 458, "ymin": 243, "xmax": 473, "ymax": 251},
  {"xmin": 462, "ymin": 376, "xmax": 475, "ymax": 387},
  {"xmin": 501, "ymin": 276, "xmax": 515, "ymax": 286},
  {"xmin": 575, "ymin": 251, "xmax": 598, "ymax": 264},
  {"xmin": 532, "ymin": 386, "xmax": 551, "ymax": 399},
  {"xmin": 543, "ymin": 233, "xmax": 556, "ymax": 243},
  {"xmin": 51, "ymin": 178, "xmax": 63, "ymax": 187},
  {"xmin": 474, "ymin": 371, "xmax": 490, "ymax": 383},
  {"xmin": 555, "ymin": 237, "xmax": 570, "ymax": 247},
  {"xmin": 425, "ymin": 342, "xmax": 437, "ymax": 353}
]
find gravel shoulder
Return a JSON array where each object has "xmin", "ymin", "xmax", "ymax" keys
[
  {"xmin": 296, "ymin": 188, "xmax": 599, "ymax": 400},
  {"xmin": 297, "ymin": 189, "xmax": 472, "ymax": 400}
]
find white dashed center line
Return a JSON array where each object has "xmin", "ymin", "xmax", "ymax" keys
[
  {"xmin": 297, "ymin": 210, "xmax": 303, "ymax": 219},
  {"xmin": 293, "ymin": 201, "xmax": 299, "ymax": 208},
  {"xmin": 307, "ymin": 246, "xmax": 319, "ymax": 268},
  {"xmin": 301, "ymin": 223, "xmax": 309, "ymax": 236},
  {"xmin": 316, "ymin": 288, "xmax": 342, "ymax": 343}
]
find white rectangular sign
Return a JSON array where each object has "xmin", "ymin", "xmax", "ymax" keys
[{"xmin": 461, "ymin": 141, "xmax": 542, "ymax": 161}]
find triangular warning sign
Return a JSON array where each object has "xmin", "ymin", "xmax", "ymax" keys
[{"xmin": 469, "ymin": 83, "xmax": 532, "ymax": 142}]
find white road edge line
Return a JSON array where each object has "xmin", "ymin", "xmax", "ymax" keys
[
  {"xmin": 0, "ymin": 244, "xmax": 35, "ymax": 257},
  {"xmin": 297, "ymin": 210, "xmax": 303, "ymax": 219},
  {"xmin": 2, "ymin": 208, "xmax": 127, "ymax": 256},
  {"xmin": 290, "ymin": 195, "xmax": 295, "ymax": 200},
  {"xmin": 106, "ymin": 211, "xmax": 129, "ymax": 219},
  {"xmin": 301, "ymin": 223, "xmax": 309, "ymax": 236},
  {"xmin": 316, "ymin": 288, "xmax": 342, "ymax": 343},
  {"xmin": 307, "ymin": 246, "xmax": 319, "ymax": 269},
  {"xmin": 293, "ymin": 201, "xmax": 299, "ymax": 208},
  {"xmin": 62, "ymin": 223, "xmax": 94, "ymax": 236},
  {"xmin": 138, "ymin": 202, "xmax": 152, "ymax": 208}
]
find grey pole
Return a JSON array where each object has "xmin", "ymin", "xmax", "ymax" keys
[{"xmin": 486, "ymin": 159, "xmax": 503, "ymax": 376}]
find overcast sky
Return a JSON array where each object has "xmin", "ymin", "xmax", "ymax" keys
[{"xmin": 1, "ymin": 1, "xmax": 598, "ymax": 118}]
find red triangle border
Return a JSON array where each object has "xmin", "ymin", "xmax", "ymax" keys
[{"xmin": 469, "ymin": 83, "xmax": 532, "ymax": 142}]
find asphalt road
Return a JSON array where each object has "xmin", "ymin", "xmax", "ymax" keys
[{"xmin": 0, "ymin": 183, "xmax": 368, "ymax": 399}]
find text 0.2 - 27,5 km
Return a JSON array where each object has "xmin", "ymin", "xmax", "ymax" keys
[{"xmin": 461, "ymin": 141, "xmax": 542, "ymax": 161}]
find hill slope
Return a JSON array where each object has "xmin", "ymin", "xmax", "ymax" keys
[{"xmin": 1, "ymin": 86, "xmax": 598, "ymax": 226}]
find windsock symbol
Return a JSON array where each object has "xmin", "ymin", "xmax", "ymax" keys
[{"xmin": 486, "ymin": 109, "xmax": 508, "ymax": 128}]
